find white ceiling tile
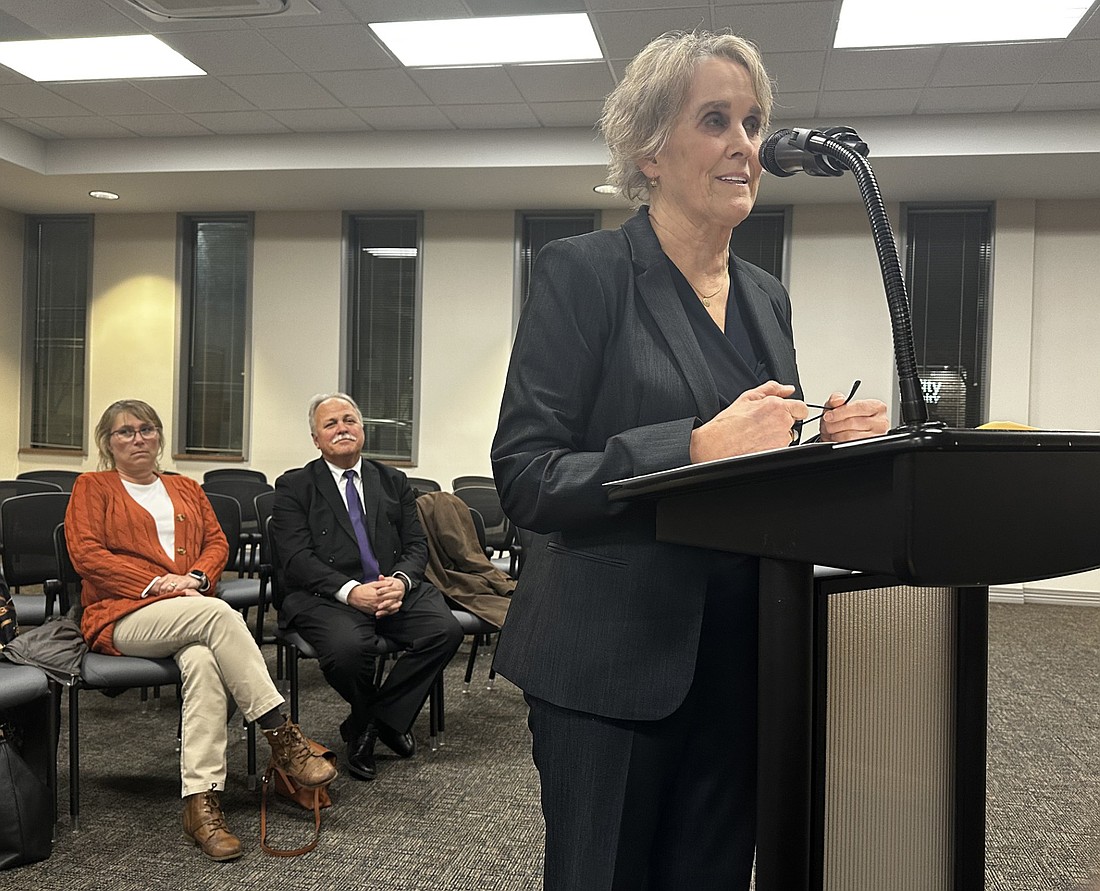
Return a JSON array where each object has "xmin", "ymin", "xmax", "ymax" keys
[
  {"xmin": 442, "ymin": 102, "xmax": 541, "ymax": 128},
  {"xmin": 931, "ymin": 43, "xmax": 1059, "ymax": 87},
  {"xmin": 107, "ymin": 113, "xmax": 216, "ymax": 136},
  {"xmin": 135, "ymin": 77, "xmax": 256, "ymax": 112},
  {"xmin": 4, "ymin": 118, "xmax": 63, "ymax": 138},
  {"xmin": 916, "ymin": 85, "xmax": 1029, "ymax": 114},
  {"xmin": 714, "ymin": 2, "xmax": 838, "ymax": 54},
  {"xmin": 1018, "ymin": 80, "xmax": 1100, "ymax": 112},
  {"xmin": 160, "ymin": 29, "xmax": 298, "ymax": 76},
  {"xmin": 353, "ymin": 104, "xmax": 454, "ymax": 129},
  {"xmin": 765, "ymin": 52, "xmax": 827, "ymax": 94},
  {"xmin": 530, "ymin": 99, "xmax": 604, "ymax": 127},
  {"xmin": 186, "ymin": 110, "xmax": 293, "ymax": 134},
  {"xmin": 590, "ymin": 8, "xmax": 711, "ymax": 60},
  {"xmin": 220, "ymin": 73, "xmax": 341, "ymax": 109},
  {"xmin": 45, "ymin": 82, "xmax": 176, "ymax": 115},
  {"xmin": 1042, "ymin": 39, "xmax": 1100, "ymax": 83},
  {"xmin": 408, "ymin": 67, "xmax": 524, "ymax": 105},
  {"xmin": 824, "ymin": 48, "xmax": 942, "ymax": 91},
  {"xmin": 0, "ymin": 0, "xmax": 141, "ymax": 37},
  {"xmin": 247, "ymin": 0, "xmax": 357, "ymax": 27},
  {"xmin": 585, "ymin": 0, "xmax": 707, "ymax": 10},
  {"xmin": 769, "ymin": 91, "xmax": 820, "ymax": 121},
  {"xmin": 313, "ymin": 68, "xmax": 432, "ymax": 106},
  {"xmin": 268, "ymin": 106, "xmax": 372, "ymax": 130},
  {"xmin": 33, "ymin": 115, "xmax": 137, "ymax": 137},
  {"xmin": 816, "ymin": 88, "xmax": 922, "ymax": 118},
  {"xmin": 507, "ymin": 62, "xmax": 615, "ymax": 103},
  {"xmin": 0, "ymin": 84, "xmax": 94, "ymax": 117},
  {"xmin": 259, "ymin": 23, "xmax": 395, "ymax": 70}
]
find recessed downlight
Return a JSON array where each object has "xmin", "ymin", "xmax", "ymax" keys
[
  {"xmin": 593, "ymin": 184, "xmax": 617, "ymax": 195},
  {"xmin": 89, "ymin": 190, "xmax": 120, "ymax": 200}
]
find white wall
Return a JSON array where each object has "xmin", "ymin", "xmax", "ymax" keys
[{"xmin": 3, "ymin": 198, "xmax": 1100, "ymax": 601}]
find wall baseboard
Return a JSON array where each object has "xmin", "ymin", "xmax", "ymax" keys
[{"xmin": 989, "ymin": 586, "xmax": 1100, "ymax": 607}]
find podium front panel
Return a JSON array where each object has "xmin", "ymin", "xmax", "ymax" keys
[{"xmin": 821, "ymin": 583, "xmax": 957, "ymax": 891}]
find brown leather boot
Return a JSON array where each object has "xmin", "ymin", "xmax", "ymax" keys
[
  {"xmin": 263, "ymin": 718, "xmax": 338, "ymax": 788},
  {"xmin": 182, "ymin": 786, "xmax": 243, "ymax": 862}
]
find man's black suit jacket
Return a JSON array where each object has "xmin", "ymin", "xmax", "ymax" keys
[
  {"xmin": 491, "ymin": 206, "xmax": 803, "ymax": 723},
  {"xmin": 271, "ymin": 457, "xmax": 428, "ymax": 622}
]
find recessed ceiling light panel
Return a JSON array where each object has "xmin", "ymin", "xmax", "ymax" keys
[
  {"xmin": 89, "ymin": 190, "xmax": 120, "ymax": 201},
  {"xmin": 370, "ymin": 13, "xmax": 602, "ymax": 67},
  {"xmin": 0, "ymin": 35, "xmax": 205, "ymax": 82},
  {"xmin": 834, "ymin": 0, "xmax": 1092, "ymax": 48}
]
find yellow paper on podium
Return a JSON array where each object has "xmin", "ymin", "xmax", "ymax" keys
[{"xmin": 977, "ymin": 421, "xmax": 1038, "ymax": 430}]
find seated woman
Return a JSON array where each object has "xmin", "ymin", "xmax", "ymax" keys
[{"xmin": 65, "ymin": 399, "xmax": 337, "ymax": 862}]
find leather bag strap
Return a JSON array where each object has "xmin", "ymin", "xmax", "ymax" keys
[{"xmin": 259, "ymin": 767, "xmax": 322, "ymax": 857}]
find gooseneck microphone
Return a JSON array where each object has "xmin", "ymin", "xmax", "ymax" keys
[
  {"xmin": 759, "ymin": 127, "xmax": 868, "ymax": 178},
  {"xmin": 759, "ymin": 126, "xmax": 930, "ymax": 428}
]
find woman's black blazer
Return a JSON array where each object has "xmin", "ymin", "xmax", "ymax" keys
[{"xmin": 491, "ymin": 206, "xmax": 803, "ymax": 721}]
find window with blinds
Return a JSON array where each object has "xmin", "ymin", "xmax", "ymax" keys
[
  {"xmin": 345, "ymin": 213, "xmax": 421, "ymax": 463},
  {"xmin": 517, "ymin": 211, "xmax": 598, "ymax": 311},
  {"xmin": 23, "ymin": 216, "xmax": 92, "ymax": 450},
  {"xmin": 904, "ymin": 205, "xmax": 993, "ymax": 428},
  {"xmin": 731, "ymin": 207, "xmax": 788, "ymax": 282},
  {"xmin": 179, "ymin": 214, "xmax": 251, "ymax": 456}
]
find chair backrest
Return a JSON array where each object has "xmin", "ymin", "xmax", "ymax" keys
[
  {"xmin": 1, "ymin": 492, "xmax": 71, "ymax": 587},
  {"xmin": 468, "ymin": 507, "xmax": 491, "ymax": 557},
  {"xmin": 203, "ymin": 491, "xmax": 242, "ymax": 571},
  {"xmin": 263, "ymin": 515, "xmax": 287, "ymax": 611},
  {"xmin": 452, "ymin": 475, "xmax": 494, "ymax": 490},
  {"xmin": 452, "ymin": 485, "xmax": 511, "ymax": 552},
  {"xmin": 254, "ymin": 490, "xmax": 276, "ymax": 551},
  {"xmin": 406, "ymin": 477, "xmax": 442, "ymax": 497},
  {"xmin": 0, "ymin": 478, "xmax": 64, "ymax": 503},
  {"xmin": 15, "ymin": 470, "xmax": 81, "ymax": 493},
  {"xmin": 53, "ymin": 522, "xmax": 82, "ymax": 618},
  {"xmin": 201, "ymin": 478, "xmax": 273, "ymax": 531},
  {"xmin": 203, "ymin": 468, "xmax": 268, "ymax": 484}
]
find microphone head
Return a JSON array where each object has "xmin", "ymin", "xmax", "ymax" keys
[{"xmin": 759, "ymin": 128, "xmax": 799, "ymax": 177}]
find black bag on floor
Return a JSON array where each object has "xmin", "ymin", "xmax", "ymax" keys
[{"xmin": 0, "ymin": 727, "xmax": 52, "ymax": 869}]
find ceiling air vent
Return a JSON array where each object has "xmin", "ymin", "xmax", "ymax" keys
[{"xmin": 124, "ymin": 0, "xmax": 289, "ymax": 20}]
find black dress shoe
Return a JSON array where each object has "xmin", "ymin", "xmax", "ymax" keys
[
  {"xmin": 376, "ymin": 722, "xmax": 416, "ymax": 759},
  {"xmin": 346, "ymin": 723, "xmax": 378, "ymax": 781}
]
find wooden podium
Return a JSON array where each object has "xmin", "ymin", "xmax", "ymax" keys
[{"xmin": 607, "ymin": 426, "xmax": 1100, "ymax": 891}]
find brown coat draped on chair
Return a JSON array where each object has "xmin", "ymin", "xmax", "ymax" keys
[{"xmin": 415, "ymin": 491, "xmax": 515, "ymax": 628}]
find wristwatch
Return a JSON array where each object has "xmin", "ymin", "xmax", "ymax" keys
[{"xmin": 188, "ymin": 570, "xmax": 210, "ymax": 593}]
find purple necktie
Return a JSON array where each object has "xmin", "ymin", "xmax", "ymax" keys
[{"xmin": 344, "ymin": 469, "xmax": 380, "ymax": 581}]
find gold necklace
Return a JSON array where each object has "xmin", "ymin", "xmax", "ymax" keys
[{"xmin": 693, "ymin": 279, "xmax": 726, "ymax": 308}]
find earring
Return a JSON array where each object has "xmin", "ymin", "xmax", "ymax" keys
[{"xmin": 648, "ymin": 178, "xmax": 658, "ymax": 189}]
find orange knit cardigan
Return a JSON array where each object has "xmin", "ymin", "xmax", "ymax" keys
[{"xmin": 65, "ymin": 471, "xmax": 228, "ymax": 655}]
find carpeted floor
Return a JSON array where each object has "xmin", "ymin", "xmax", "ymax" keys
[{"xmin": 2, "ymin": 601, "xmax": 1098, "ymax": 890}]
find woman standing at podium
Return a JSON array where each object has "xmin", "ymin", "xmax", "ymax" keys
[{"xmin": 491, "ymin": 29, "xmax": 888, "ymax": 891}]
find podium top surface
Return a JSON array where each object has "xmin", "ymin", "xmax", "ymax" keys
[{"xmin": 605, "ymin": 426, "xmax": 1100, "ymax": 501}]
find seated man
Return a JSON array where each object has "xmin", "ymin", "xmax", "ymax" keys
[{"xmin": 271, "ymin": 392, "xmax": 463, "ymax": 781}]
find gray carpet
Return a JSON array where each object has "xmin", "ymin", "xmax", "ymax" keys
[{"xmin": 2, "ymin": 602, "xmax": 1099, "ymax": 890}]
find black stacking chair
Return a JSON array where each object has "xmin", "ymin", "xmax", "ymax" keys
[
  {"xmin": 262, "ymin": 516, "xmax": 444, "ymax": 749},
  {"xmin": 0, "ymin": 661, "xmax": 60, "ymax": 824},
  {"xmin": 203, "ymin": 468, "xmax": 268, "ymax": 484},
  {"xmin": 54, "ymin": 523, "xmax": 258, "ymax": 828},
  {"xmin": 452, "ymin": 508, "xmax": 500, "ymax": 695},
  {"xmin": 0, "ymin": 479, "xmax": 63, "ymax": 588},
  {"xmin": 15, "ymin": 469, "xmax": 81, "ymax": 493},
  {"xmin": 452, "ymin": 483, "xmax": 518, "ymax": 573},
  {"xmin": 204, "ymin": 492, "xmax": 265, "ymax": 643},
  {"xmin": 201, "ymin": 478, "xmax": 273, "ymax": 573},
  {"xmin": 406, "ymin": 477, "xmax": 442, "ymax": 497},
  {"xmin": 451, "ymin": 475, "xmax": 494, "ymax": 490},
  {"xmin": 0, "ymin": 492, "xmax": 72, "ymax": 623}
]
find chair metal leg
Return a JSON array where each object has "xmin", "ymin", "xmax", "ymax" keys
[
  {"xmin": 463, "ymin": 635, "xmax": 482, "ymax": 694},
  {"xmin": 287, "ymin": 644, "xmax": 300, "ymax": 725},
  {"xmin": 429, "ymin": 673, "xmax": 444, "ymax": 750},
  {"xmin": 68, "ymin": 685, "xmax": 80, "ymax": 832},
  {"xmin": 246, "ymin": 721, "xmax": 257, "ymax": 791}
]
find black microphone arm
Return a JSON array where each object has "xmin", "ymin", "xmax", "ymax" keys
[{"xmin": 759, "ymin": 127, "xmax": 930, "ymax": 428}]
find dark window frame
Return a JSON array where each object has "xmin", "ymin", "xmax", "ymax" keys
[
  {"xmin": 177, "ymin": 213, "xmax": 254, "ymax": 459},
  {"xmin": 514, "ymin": 210, "xmax": 600, "ymax": 328},
  {"xmin": 732, "ymin": 206, "xmax": 790, "ymax": 285},
  {"xmin": 21, "ymin": 215, "xmax": 93, "ymax": 453},
  {"xmin": 902, "ymin": 203, "xmax": 994, "ymax": 429},
  {"xmin": 343, "ymin": 212, "xmax": 423, "ymax": 465}
]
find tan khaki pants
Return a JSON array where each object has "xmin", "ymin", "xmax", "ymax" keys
[{"xmin": 113, "ymin": 595, "xmax": 284, "ymax": 797}]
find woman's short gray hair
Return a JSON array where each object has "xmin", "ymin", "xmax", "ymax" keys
[
  {"xmin": 308, "ymin": 392, "xmax": 362, "ymax": 432},
  {"xmin": 599, "ymin": 30, "xmax": 773, "ymax": 204}
]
